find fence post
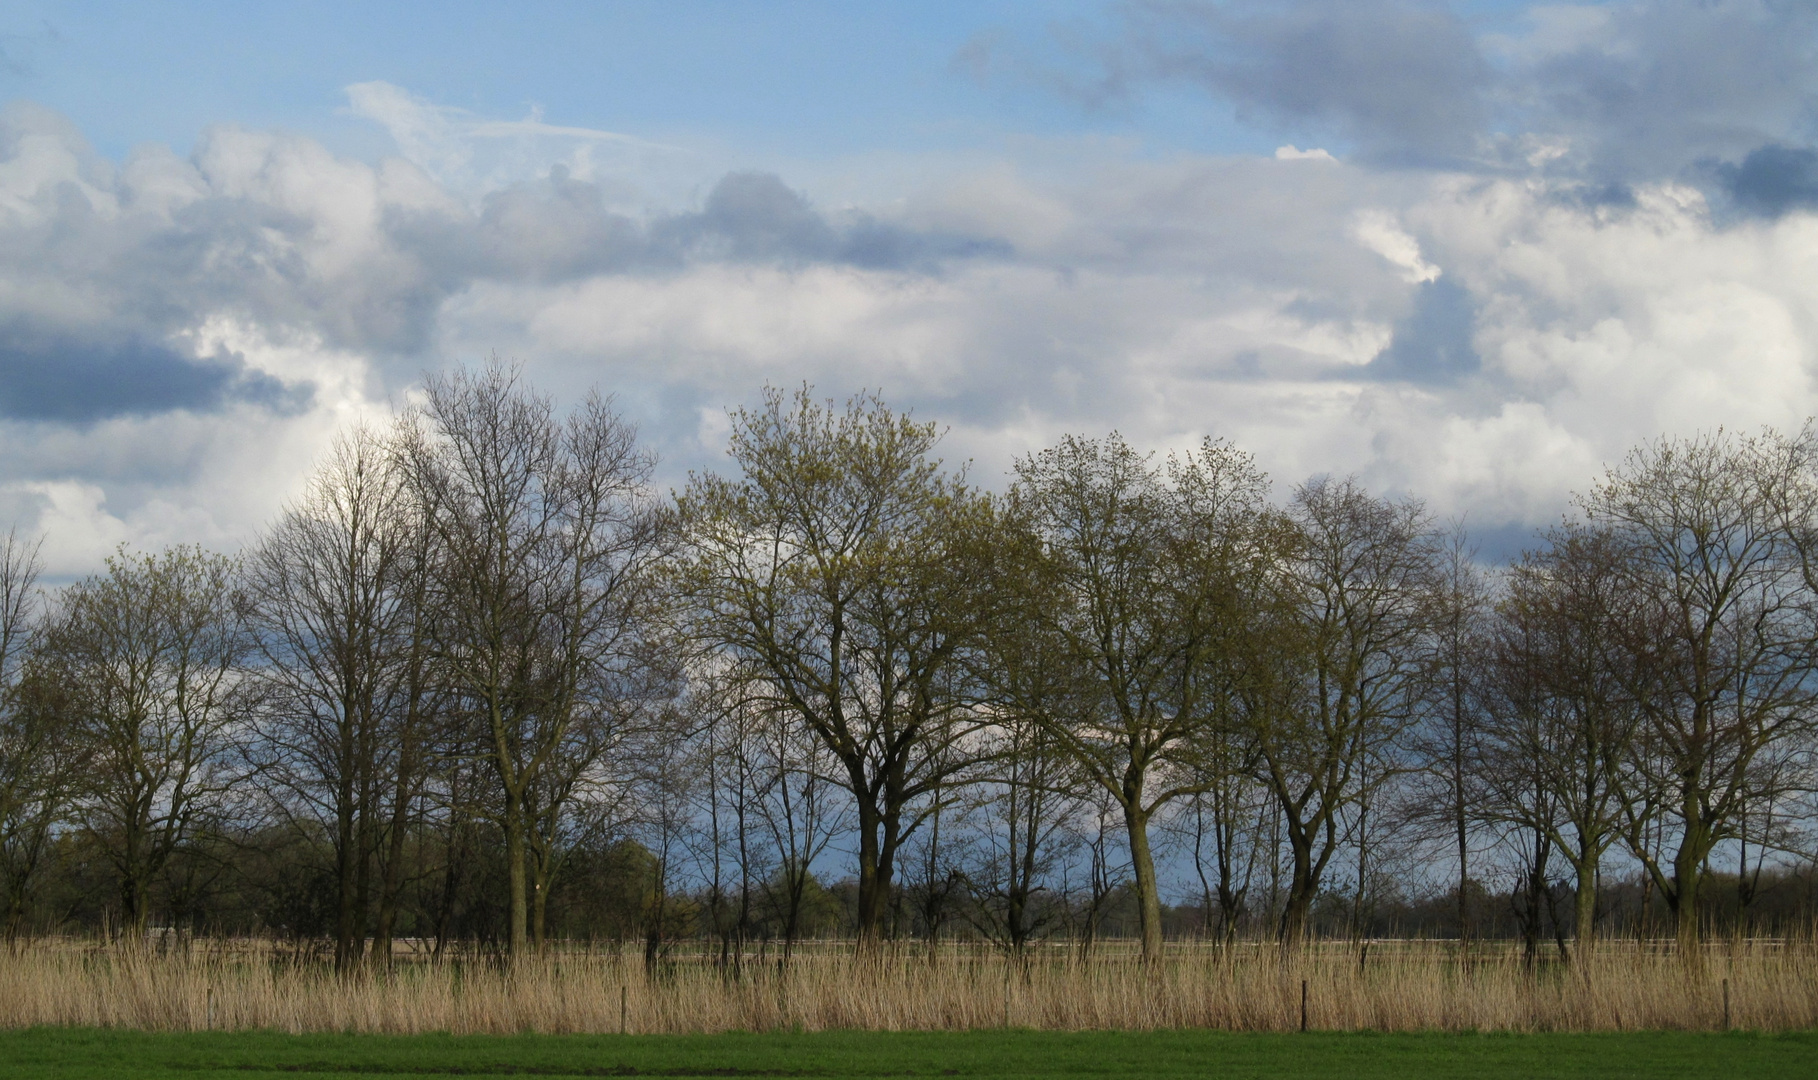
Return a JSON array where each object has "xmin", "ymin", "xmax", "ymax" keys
[
  {"xmin": 1723, "ymin": 978, "xmax": 1731, "ymax": 1031},
  {"xmin": 1300, "ymin": 979, "xmax": 1308, "ymax": 1033},
  {"xmin": 620, "ymin": 984, "xmax": 628, "ymax": 1035},
  {"xmin": 206, "ymin": 986, "xmax": 215, "ymax": 1031}
]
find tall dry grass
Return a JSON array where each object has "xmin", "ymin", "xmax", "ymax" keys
[{"xmin": 0, "ymin": 938, "xmax": 1811, "ymax": 1034}]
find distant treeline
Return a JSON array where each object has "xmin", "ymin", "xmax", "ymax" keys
[{"xmin": 2, "ymin": 362, "xmax": 1816, "ymax": 969}]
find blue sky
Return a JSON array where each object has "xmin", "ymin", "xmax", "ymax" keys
[
  {"xmin": 3, "ymin": 1, "xmax": 1818, "ymax": 572},
  {"xmin": 1, "ymin": 3, "xmax": 1221, "ymax": 158},
  {"xmin": 4, "ymin": 1, "xmax": 1544, "ymax": 161}
]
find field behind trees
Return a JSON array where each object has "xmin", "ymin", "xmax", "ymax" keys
[{"xmin": 2, "ymin": 360, "xmax": 1818, "ymax": 1024}]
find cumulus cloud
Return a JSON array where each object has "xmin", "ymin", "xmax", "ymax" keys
[
  {"xmin": 1275, "ymin": 145, "xmax": 1335, "ymax": 161},
  {"xmin": 1353, "ymin": 210, "xmax": 1441, "ymax": 284},
  {"xmin": 432, "ymin": 159, "xmax": 1818, "ymax": 560},
  {"xmin": 0, "ymin": 93, "xmax": 1031, "ymax": 566},
  {"xmin": 12, "ymin": 6, "xmax": 1818, "ymax": 571}
]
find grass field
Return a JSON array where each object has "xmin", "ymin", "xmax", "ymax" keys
[{"xmin": 1, "ymin": 1028, "xmax": 1814, "ymax": 1079}]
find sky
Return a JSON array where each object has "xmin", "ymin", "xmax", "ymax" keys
[{"xmin": 3, "ymin": 0, "xmax": 1818, "ymax": 574}]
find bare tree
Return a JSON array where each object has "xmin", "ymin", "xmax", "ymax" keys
[
  {"xmin": 245, "ymin": 425, "xmax": 439, "ymax": 971},
  {"xmin": 403, "ymin": 362, "xmax": 665, "ymax": 958},
  {"xmin": 522, "ymin": 699, "xmax": 638, "ymax": 950},
  {"xmin": 1412, "ymin": 521, "xmax": 1490, "ymax": 950},
  {"xmin": 1585, "ymin": 429, "xmax": 1818, "ymax": 960},
  {"xmin": 899, "ymin": 740, "xmax": 969, "ymax": 951},
  {"xmin": 0, "ymin": 533, "xmax": 74, "ymax": 938},
  {"xmin": 1476, "ymin": 525, "xmax": 1637, "ymax": 961},
  {"xmin": 676, "ymin": 387, "xmax": 989, "ymax": 947},
  {"xmin": 1175, "ymin": 775, "xmax": 1269, "ymax": 948},
  {"xmin": 1239, "ymin": 477, "xmax": 1440, "ymax": 947},
  {"xmin": 1172, "ymin": 662, "xmax": 1271, "ymax": 949},
  {"xmin": 1066, "ymin": 788, "xmax": 1128, "ymax": 959},
  {"xmin": 1002, "ymin": 434, "xmax": 1269, "ymax": 962},
  {"xmin": 958, "ymin": 710, "xmax": 1086, "ymax": 957},
  {"xmin": 751, "ymin": 696, "xmax": 845, "ymax": 965},
  {"xmin": 40, "ymin": 547, "xmax": 248, "ymax": 939},
  {"xmin": 634, "ymin": 714, "xmax": 699, "ymax": 974},
  {"xmin": 685, "ymin": 667, "xmax": 776, "ymax": 975}
]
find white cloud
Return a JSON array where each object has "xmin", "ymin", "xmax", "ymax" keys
[
  {"xmin": 342, "ymin": 81, "xmax": 707, "ymax": 207},
  {"xmin": 342, "ymin": 81, "xmax": 476, "ymax": 189},
  {"xmin": 0, "ymin": 481, "xmax": 131, "ymax": 577},
  {"xmin": 1353, "ymin": 210, "xmax": 1442, "ymax": 284},
  {"xmin": 10, "ymin": 79, "xmax": 1818, "ymax": 571}
]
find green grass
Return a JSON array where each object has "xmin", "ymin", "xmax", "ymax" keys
[{"xmin": 1, "ymin": 1028, "xmax": 1813, "ymax": 1079}]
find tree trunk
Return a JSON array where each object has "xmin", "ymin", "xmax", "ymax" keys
[
  {"xmin": 352, "ymin": 741, "xmax": 379, "ymax": 968},
  {"xmin": 1521, "ymin": 861, "xmax": 1544, "ymax": 970},
  {"xmin": 1573, "ymin": 856, "xmax": 1597, "ymax": 963},
  {"xmin": 352, "ymin": 807, "xmax": 374, "ymax": 969},
  {"xmin": 370, "ymin": 756, "xmax": 416, "ymax": 972},
  {"xmin": 853, "ymin": 798, "xmax": 885, "ymax": 948},
  {"xmin": 120, "ymin": 817, "xmax": 149, "ymax": 941},
  {"xmin": 2, "ymin": 882, "xmax": 27, "ymax": 942},
  {"xmin": 1278, "ymin": 830, "xmax": 1315, "ymax": 949},
  {"xmin": 1123, "ymin": 801, "xmax": 1163, "ymax": 964},
  {"xmin": 1672, "ymin": 818, "xmax": 1705, "ymax": 967},
  {"xmin": 504, "ymin": 794, "xmax": 528, "ymax": 958},
  {"xmin": 1454, "ymin": 775, "xmax": 1469, "ymax": 948},
  {"xmin": 121, "ymin": 871, "xmax": 148, "ymax": 941},
  {"xmin": 333, "ymin": 764, "xmax": 359, "ymax": 972}
]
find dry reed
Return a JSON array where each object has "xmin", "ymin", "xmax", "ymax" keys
[{"xmin": 0, "ymin": 938, "xmax": 1811, "ymax": 1034}]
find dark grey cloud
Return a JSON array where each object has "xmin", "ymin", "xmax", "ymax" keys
[
  {"xmin": 1364, "ymin": 276, "xmax": 1479, "ymax": 383},
  {"xmin": 679, "ymin": 171, "xmax": 839, "ymax": 260},
  {"xmin": 156, "ymin": 198, "xmax": 452, "ymax": 356},
  {"xmin": 1519, "ymin": 1, "xmax": 1818, "ymax": 180},
  {"xmin": 1124, "ymin": 0, "xmax": 1492, "ymax": 164},
  {"xmin": 0, "ymin": 325, "xmax": 309, "ymax": 422},
  {"xmin": 839, "ymin": 215, "xmax": 1010, "ymax": 270},
  {"xmin": 470, "ymin": 164, "xmax": 648, "ymax": 279},
  {"xmin": 1079, "ymin": 1, "xmax": 1818, "ymax": 181},
  {"xmin": 1455, "ymin": 520, "xmax": 1542, "ymax": 568},
  {"xmin": 1546, "ymin": 181, "xmax": 1639, "ymax": 214},
  {"xmin": 1715, "ymin": 144, "xmax": 1818, "ymax": 218},
  {"xmin": 652, "ymin": 172, "xmax": 1011, "ymax": 270},
  {"xmin": 387, "ymin": 164, "xmax": 648, "ymax": 287},
  {"xmin": 394, "ymin": 169, "xmax": 1010, "ymax": 293},
  {"xmin": 396, "ymin": 168, "xmax": 1011, "ymax": 289}
]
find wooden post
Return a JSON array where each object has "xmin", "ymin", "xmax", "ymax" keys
[
  {"xmin": 1723, "ymin": 978, "xmax": 1731, "ymax": 1030},
  {"xmin": 1300, "ymin": 979, "xmax": 1308, "ymax": 1032},
  {"xmin": 620, "ymin": 984, "xmax": 628, "ymax": 1035},
  {"xmin": 206, "ymin": 986, "xmax": 215, "ymax": 1031}
]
